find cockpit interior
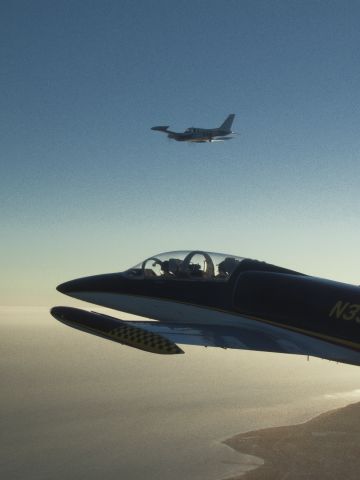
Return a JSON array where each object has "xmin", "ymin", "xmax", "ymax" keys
[{"xmin": 126, "ymin": 250, "xmax": 244, "ymax": 281}]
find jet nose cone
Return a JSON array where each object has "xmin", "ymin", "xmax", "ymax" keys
[
  {"xmin": 56, "ymin": 281, "xmax": 67, "ymax": 294},
  {"xmin": 56, "ymin": 273, "xmax": 126, "ymax": 298},
  {"xmin": 56, "ymin": 279, "xmax": 78, "ymax": 294},
  {"xmin": 56, "ymin": 277, "xmax": 94, "ymax": 295}
]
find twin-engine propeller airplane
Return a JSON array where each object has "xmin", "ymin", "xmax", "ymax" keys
[
  {"xmin": 52, "ymin": 250, "xmax": 360, "ymax": 366},
  {"xmin": 151, "ymin": 114, "xmax": 236, "ymax": 142}
]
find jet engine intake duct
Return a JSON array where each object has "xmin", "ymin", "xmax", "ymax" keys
[{"xmin": 233, "ymin": 272, "xmax": 360, "ymax": 343}]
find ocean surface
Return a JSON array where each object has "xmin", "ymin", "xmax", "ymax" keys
[{"xmin": 1, "ymin": 307, "xmax": 359, "ymax": 479}]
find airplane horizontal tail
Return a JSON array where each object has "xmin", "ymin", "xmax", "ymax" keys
[{"xmin": 151, "ymin": 126, "xmax": 169, "ymax": 132}]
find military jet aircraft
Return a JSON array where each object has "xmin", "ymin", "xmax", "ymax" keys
[
  {"xmin": 51, "ymin": 250, "xmax": 360, "ymax": 365},
  {"xmin": 151, "ymin": 114, "xmax": 236, "ymax": 142}
]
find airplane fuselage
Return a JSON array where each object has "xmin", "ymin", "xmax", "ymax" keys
[{"xmin": 168, "ymin": 127, "xmax": 232, "ymax": 142}]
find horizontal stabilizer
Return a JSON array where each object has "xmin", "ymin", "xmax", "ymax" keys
[
  {"xmin": 151, "ymin": 126, "xmax": 169, "ymax": 132},
  {"xmin": 51, "ymin": 307, "xmax": 184, "ymax": 355}
]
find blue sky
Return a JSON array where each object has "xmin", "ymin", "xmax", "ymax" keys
[{"xmin": 1, "ymin": 0, "xmax": 360, "ymax": 305}]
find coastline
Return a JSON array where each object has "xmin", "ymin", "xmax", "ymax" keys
[{"xmin": 223, "ymin": 401, "xmax": 360, "ymax": 480}]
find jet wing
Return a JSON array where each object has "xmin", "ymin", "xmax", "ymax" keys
[
  {"xmin": 51, "ymin": 307, "xmax": 360, "ymax": 365},
  {"xmin": 120, "ymin": 320, "xmax": 360, "ymax": 365},
  {"xmin": 128, "ymin": 321, "xmax": 287, "ymax": 351}
]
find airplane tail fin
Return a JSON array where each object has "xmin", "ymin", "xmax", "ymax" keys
[{"xmin": 219, "ymin": 114, "xmax": 235, "ymax": 131}]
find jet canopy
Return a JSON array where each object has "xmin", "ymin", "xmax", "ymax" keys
[{"xmin": 125, "ymin": 250, "xmax": 244, "ymax": 281}]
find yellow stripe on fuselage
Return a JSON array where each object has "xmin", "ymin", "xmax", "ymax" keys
[{"xmin": 243, "ymin": 314, "xmax": 360, "ymax": 352}]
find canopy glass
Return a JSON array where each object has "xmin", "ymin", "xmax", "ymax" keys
[{"xmin": 125, "ymin": 250, "xmax": 244, "ymax": 281}]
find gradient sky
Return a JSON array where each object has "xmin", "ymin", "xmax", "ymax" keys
[{"xmin": 1, "ymin": 0, "xmax": 360, "ymax": 306}]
